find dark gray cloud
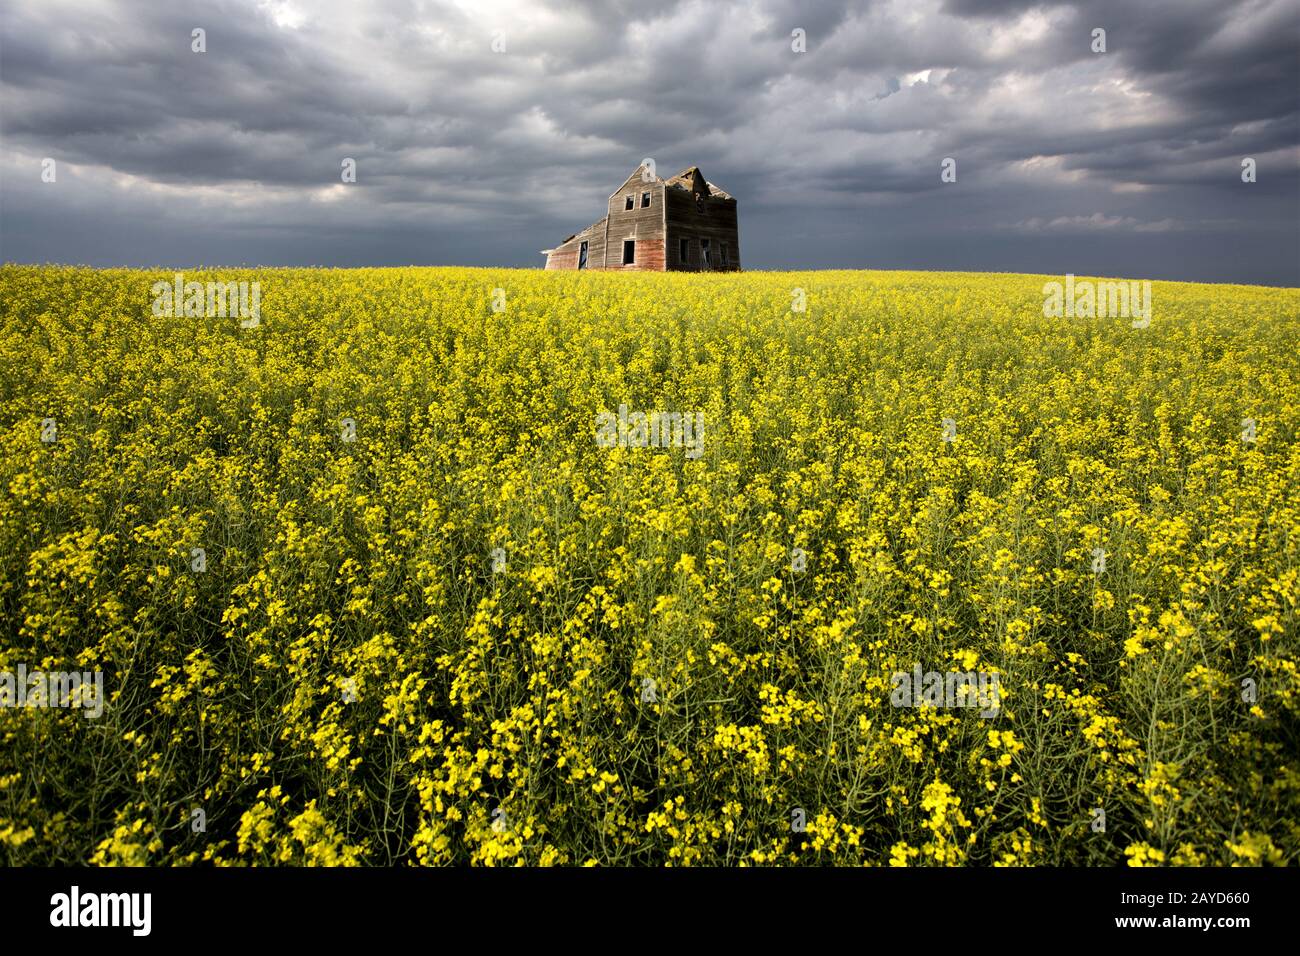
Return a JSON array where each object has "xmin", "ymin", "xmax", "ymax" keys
[{"xmin": 1, "ymin": 0, "xmax": 1296, "ymax": 283}]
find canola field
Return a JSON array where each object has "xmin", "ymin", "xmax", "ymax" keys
[{"xmin": 1, "ymin": 264, "xmax": 1297, "ymax": 866}]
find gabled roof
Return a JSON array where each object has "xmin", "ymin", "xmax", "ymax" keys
[
  {"xmin": 665, "ymin": 166, "xmax": 733, "ymax": 199},
  {"xmin": 608, "ymin": 163, "xmax": 663, "ymax": 198}
]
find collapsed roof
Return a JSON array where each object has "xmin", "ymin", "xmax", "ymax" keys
[{"xmin": 663, "ymin": 166, "xmax": 733, "ymax": 199}]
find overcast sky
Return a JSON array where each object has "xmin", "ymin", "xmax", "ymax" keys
[{"xmin": 2, "ymin": 0, "xmax": 1297, "ymax": 283}]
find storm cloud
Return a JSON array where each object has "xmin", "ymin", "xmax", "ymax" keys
[{"xmin": 2, "ymin": 0, "xmax": 1297, "ymax": 283}]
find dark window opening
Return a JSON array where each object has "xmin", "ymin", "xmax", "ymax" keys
[
  {"xmin": 641, "ymin": 192, "xmax": 651, "ymax": 208},
  {"xmin": 622, "ymin": 239, "xmax": 635, "ymax": 265},
  {"xmin": 625, "ymin": 196, "xmax": 634, "ymax": 211},
  {"xmin": 701, "ymin": 238, "xmax": 711, "ymax": 268},
  {"xmin": 578, "ymin": 240, "xmax": 588, "ymax": 270},
  {"xmin": 679, "ymin": 237, "xmax": 689, "ymax": 264},
  {"xmin": 720, "ymin": 243, "xmax": 729, "ymax": 268},
  {"xmin": 695, "ymin": 194, "xmax": 705, "ymax": 213}
]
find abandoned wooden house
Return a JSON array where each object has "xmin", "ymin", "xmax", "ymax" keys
[{"xmin": 541, "ymin": 164, "xmax": 739, "ymax": 271}]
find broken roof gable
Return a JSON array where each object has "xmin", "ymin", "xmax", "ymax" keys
[
  {"xmin": 666, "ymin": 166, "xmax": 732, "ymax": 199},
  {"xmin": 667, "ymin": 166, "xmax": 708, "ymax": 195}
]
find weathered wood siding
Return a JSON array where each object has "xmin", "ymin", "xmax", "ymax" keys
[
  {"xmin": 545, "ymin": 247, "xmax": 580, "ymax": 270},
  {"xmin": 600, "ymin": 173, "xmax": 665, "ymax": 270},
  {"xmin": 544, "ymin": 218, "xmax": 604, "ymax": 270},
  {"xmin": 600, "ymin": 237, "xmax": 665, "ymax": 271},
  {"xmin": 664, "ymin": 188, "xmax": 740, "ymax": 271}
]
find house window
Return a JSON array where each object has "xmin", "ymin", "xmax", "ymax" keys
[
  {"xmin": 622, "ymin": 239, "xmax": 635, "ymax": 265},
  {"xmin": 720, "ymin": 243, "xmax": 729, "ymax": 268},
  {"xmin": 641, "ymin": 192, "xmax": 651, "ymax": 208},
  {"xmin": 578, "ymin": 240, "xmax": 588, "ymax": 270},
  {"xmin": 701, "ymin": 238, "xmax": 711, "ymax": 268},
  {"xmin": 625, "ymin": 195, "xmax": 634, "ymax": 211},
  {"xmin": 679, "ymin": 237, "xmax": 689, "ymax": 264},
  {"xmin": 695, "ymin": 194, "xmax": 705, "ymax": 213}
]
